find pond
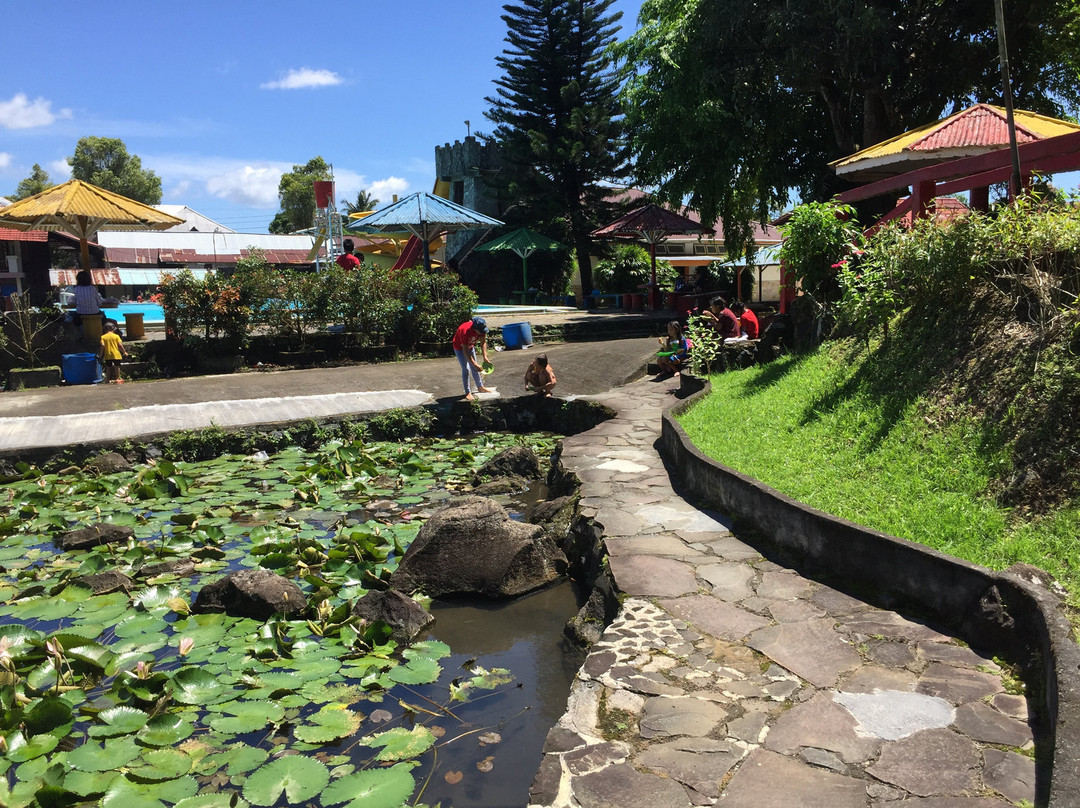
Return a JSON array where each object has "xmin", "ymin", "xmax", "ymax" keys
[{"xmin": 0, "ymin": 432, "xmax": 584, "ymax": 808}]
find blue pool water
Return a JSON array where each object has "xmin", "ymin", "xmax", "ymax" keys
[{"xmin": 111, "ymin": 302, "xmax": 574, "ymax": 328}]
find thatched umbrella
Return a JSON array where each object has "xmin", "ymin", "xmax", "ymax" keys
[{"xmin": 0, "ymin": 179, "xmax": 183, "ymax": 270}]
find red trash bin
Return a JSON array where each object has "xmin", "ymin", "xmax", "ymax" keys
[
  {"xmin": 666, "ymin": 292, "xmax": 682, "ymax": 310},
  {"xmin": 630, "ymin": 293, "xmax": 644, "ymax": 311},
  {"xmin": 621, "ymin": 293, "xmax": 632, "ymax": 309}
]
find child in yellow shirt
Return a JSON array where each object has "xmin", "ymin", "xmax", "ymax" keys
[{"xmin": 98, "ymin": 322, "xmax": 129, "ymax": 384}]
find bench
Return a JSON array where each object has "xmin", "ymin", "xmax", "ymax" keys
[{"xmin": 585, "ymin": 293, "xmax": 624, "ymax": 309}]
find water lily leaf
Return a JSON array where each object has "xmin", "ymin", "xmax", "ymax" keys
[
  {"xmin": 9, "ymin": 597, "xmax": 78, "ymax": 621},
  {"xmin": 241, "ymin": 756, "xmax": 329, "ymax": 807},
  {"xmin": 360, "ymin": 726, "xmax": 436, "ymax": 762},
  {"xmin": 87, "ymin": 706, "xmax": 148, "ymax": 738},
  {"xmin": 208, "ymin": 702, "xmax": 284, "ymax": 734},
  {"xmin": 4, "ymin": 731, "xmax": 60, "ymax": 762},
  {"xmin": 223, "ymin": 745, "xmax": 268, "ymax": 776},
  {"xmin": 23, "ymin": 697, "xmax": 74, "ymax": 737},
  {"xmin": 113, "ymin": 614, "xmax": 169, "ymax": 639},
  {"xmin": 293, "ymin": 703, "xmax": 363, "ymax": 744},
  {"xmin": 286, "ymin": 656, "xmax": 342, "ymax": 681},
  {"xmin": 297, "ymin": 681, "xmax": 363, "ymax": 705},
  {"xmin": 386, "ymin": 656, "xmax": 440, "ymax": 685},
  {"xmin": 133, "ymin": 586, "xmax": 183, "ymax": 612},
  {"xmin": 25, "ymin": 660, "xmax": 59, "ymax": 694},
  {"xmin": 127, "ymin": 748, "xmax": 192, "ymax": 782},
  {"xmin": 169, "ymin": 667, "xmax": 236, "ymax": 705},
  {"xmin": 404, "ymin": 640, "xmax": 451, "ymax": 661},
  {"xmin": 174, "ymin": 794, "xmax": 249, "ymax": 808},
  {"xmin": 100, "ymin": 774, "xmax": 198, "ymax": 808},
  {"xmin": 136, "ymin": 715, "xmax": 195, "ymax": 747},
  {"xmin": 63, "ymin": 769, "xmax": 121, "ymax": 797},
  {"xmin": 67, "ymin": 738, "xmax": 140, "ymax": 772},
  {"xmin": 65, "ymin": 643, "xmax": 114, "ymax": 671},
  {"xmin": 105, "ymin": 650, "xmax": 157, "ymax": 677},
  {"xmin": 320, "ymin": 764, "xmax": 415, "ymax": 808}
]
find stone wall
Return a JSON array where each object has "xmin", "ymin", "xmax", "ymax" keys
[{"xmin": 660, "ymin": 383, "xmax": 1080, "ymax": 807}]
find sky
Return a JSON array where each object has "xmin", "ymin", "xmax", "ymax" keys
[{"xmin": 1, "ymin": 0, "xmax": 644, "ymax": 234}]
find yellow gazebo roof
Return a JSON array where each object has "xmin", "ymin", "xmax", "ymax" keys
[{"xmin": 831, "ymin": 104, "xmax": 1080, "ymax": 182}]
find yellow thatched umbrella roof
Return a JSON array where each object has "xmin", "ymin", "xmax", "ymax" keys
[{"xmin": 0, "ymin": 179, "xmax": 184, "ymax": 269}]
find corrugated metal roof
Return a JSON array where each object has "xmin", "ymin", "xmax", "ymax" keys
[
  {"xmin": 96, "ymin": 231, "xmax": 322, "ymax": 265},
  {"xmin": 50, "ymin": 268, "xmax": 212, "ymax": 286},
  {"xmin": 831, "ymin": 104, "xmax": 1080, "ymax": 177},
  {"xmin": 0, "ymin": 228, "xmax": 48, "ymax": 242},
  {"xmin": 154, "ymin": 205, "xmax": 236, "ymax": 233}
]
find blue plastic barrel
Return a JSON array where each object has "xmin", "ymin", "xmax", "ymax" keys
[
  {"xmin": 501, "ymin": 321, "xmax": 533, "ymax": 350},
  {"xmin": 61, "ymin": 353, "xmax": 102, "ymax": 385}
]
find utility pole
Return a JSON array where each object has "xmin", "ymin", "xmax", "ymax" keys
[{"xmin": 994, "ymin": 0, "xmax": 1023, "ymax": 199}]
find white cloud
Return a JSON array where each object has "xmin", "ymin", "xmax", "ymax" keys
[
  {"xmin": 168, "ymin": 180, "xmax": 192, "ymax": 198},
  {"xmin": 260, "ymin": 68, "xmax": 343, "ymax": 90},
  {"xmin": 0, "ymin": 93, "xmax": 73, "ymax": 130},
  {"xmin": 206, "ymin": 165, "xmax": 283, "ymax": 207},
  {"xmin": 0, "ymin": 153, "xmax": 12, "ymax": 170},
  {"xmin": 49, "ymin": 160, "xmax": 72, "ymax": 180},
  {"xmin": 369, "ymin": 176, "xmax": 410, "ymax": 205}
]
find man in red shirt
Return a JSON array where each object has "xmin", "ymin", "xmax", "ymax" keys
[
  {"xmin": 336, "ymin": 239, "xmax": 361, "ymax": 270},
  {"xmin": 730, "ymin": 301, "xmax": 759, "ymax": 339},
  {"xmin": 452, "ymin": 317, "xmax": 493, "ymax": 400}
]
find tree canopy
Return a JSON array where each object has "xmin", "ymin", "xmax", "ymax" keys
[
  {"xmin": 484, "ymin": 0, "xmax": 629, "ymax": 295},
  {"xmin": 615, "ymin": 0, "xmax": 1080, "ymax": 257},
  {"xmin": 271, "ymin": 156, "xmax": 332, "ymax": 233},
  {"xmin": 9, "ymin": 163, "xmax": 53, "ymax": 201},
  {"xmin": 68, "ymin": 136, "xmax": 162, "ymax": 204}
]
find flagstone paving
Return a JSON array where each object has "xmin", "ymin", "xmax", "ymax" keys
[{"xmin": 530, "ymin": 375, "xmax": 1036, "ymax": 808}]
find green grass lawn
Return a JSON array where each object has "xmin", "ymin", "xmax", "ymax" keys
[{"xmin": 676, "ymin": 347, "xmax": 1080, "ymax": 609}]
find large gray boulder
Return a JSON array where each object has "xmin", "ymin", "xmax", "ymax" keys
[
  {"xmin": 59, "ymin": 523, "xmax": 135, "ymax": 551},
  {"xmin": 192, "ymin": 568, "xmax": 306, "ymax": 620},
  {"xmin": 391, "ymin": 496, "xmax": 567, "ymax": 598},
  {"xmin": 352, "ymin": 589, "xmax": 434, "ymax": 644}
]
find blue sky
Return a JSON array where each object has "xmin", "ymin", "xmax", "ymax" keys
[{"xmin": 1, "ymin": 0, "xmax": 643, "ymax": 233}]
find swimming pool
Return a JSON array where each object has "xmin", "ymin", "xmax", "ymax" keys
[{"xmin": 109, "ymin": 302, "xmax": 575, "ymax": 328}]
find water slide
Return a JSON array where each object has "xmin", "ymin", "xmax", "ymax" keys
[{"xmin": 390, "ymin": 180, "xmax": 451, "ymax": 270}]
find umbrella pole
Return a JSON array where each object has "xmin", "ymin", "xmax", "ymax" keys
[
  {"xmin": 649, "ymin": 243, "xmax": 660, "ymax": 310},
  {"xmin": 522, "ymin": 254, "xmax": 528, "ymax": 292}
]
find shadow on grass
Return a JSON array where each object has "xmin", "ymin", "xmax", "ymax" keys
[{"xmin": 739, "ymin": 350, "xmax": 813, "ymax": 393}]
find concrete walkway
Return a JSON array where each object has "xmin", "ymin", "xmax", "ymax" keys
[
  {"xmin": 0, "ymin": 341, "xmax": 1040, "ymax": 805},
  {"xmin": 530, "ymin": 375, "xmax": 1036, "ymax": 808}
]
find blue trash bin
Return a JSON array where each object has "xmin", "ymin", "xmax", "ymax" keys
[
  {"xmin": 501, "ymin": 321, "xmax": 533, "ymax": 350},
  {"xmin": 61, "ymin": 353, "xmax": 102, "ymax": 385}
]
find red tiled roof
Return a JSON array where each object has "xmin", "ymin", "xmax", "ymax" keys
[
  {"xmin": 0, "ymin": 228, "xmax": 48, "ymax": 242},
  {"xmin": 910, "ymin": 104, "xmax": 1039, "ymax": 152},
  {"xmin": 605, "ymin": 188, "xmax": 780, "ymax": 244}
]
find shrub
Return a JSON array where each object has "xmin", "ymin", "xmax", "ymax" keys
[
  {"xmin": 778, "ymin": 201, "xmax": 862, "ymax": 303},
  {"xmin": 322, "ymin": 264, "xmax": 403, "ymax": 346},
  {"xmin": 593, "ymin": 243, "xmax": 677, "ymax": 292},
  {"xmin": 392, "ymin": 266, "xmax": 478, "ymax": 348}
]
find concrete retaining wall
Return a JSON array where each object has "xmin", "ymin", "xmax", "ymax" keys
[{"xmin": 661, "ymin": 384, "xmax": 1080, "ymax": 808}]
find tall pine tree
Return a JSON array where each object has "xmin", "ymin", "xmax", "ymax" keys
[{"xmin": 484, "ymin": 0, "xmax": 628, "ymax": 296}]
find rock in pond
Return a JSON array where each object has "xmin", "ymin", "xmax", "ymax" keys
[
  {"xmin": 85, "ymin": 452, "xmax": 132, "ymax": 475},
  {"xmin": 76, "ymin": 570, "xmax": 134, "ymax": 594},
  {"xmin": 192, "ymin": 569, "xmax": 306, "ymax": 620},
  {"xmin": 390, "ymin": 496, "xmax": 567, "ymax": 598},
  {"xmin": 59, "ymin": 523, "xmax": 135, "ymax": 551},
  {"xmin": 472, "ymin": 446, "xmax": 542, "ymax": 484},
  {"xmin": 352, "ymin": 589, "xmax": 435, "ymax": 644}
]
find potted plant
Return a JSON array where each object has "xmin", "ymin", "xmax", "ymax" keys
[{"xmin": 2, "ymin": 291, "xmax": 65, "ymax": 390}]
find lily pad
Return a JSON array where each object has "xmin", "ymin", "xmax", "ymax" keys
[
  {"xmin": 208, "ymin": 701, "xmax": 284, "ymax": 734},
  {"xmin": 320, "ymin": 764, "xmax": 415, "ymax": 808},
  {"xmin": 87, "ymin": 706, "xmax": 148, "ymax": 738},
  {"xmin": 136, "ymin": 715, "xmax": 195, "ymax": 747},
  {"xmin": 387, "ymin": 656, "xmax": 440, "ymax": 685},
  {"xmin": 360, "ymin": 726, "xmax": 436, "ymax": 762},
  {"xmin": 4, "ymin": 731, "xmax": 60, "ymax": 762},
  {"xmin": 241, "ymin": 756, "xmax": 329, "ymax": 807},
  {"xmin": 293, "ymin": 703, "xmax": 363, "ymax": 744},
  {"xmin": 67, "ymin": 738, "xmax": 141, "ymax": 772},
  {"xmin": 128, "ymin": 748, "xmax": 192, "ymax": 782},
  {"xmin": 169, "ymin": 667, "xmax": 236, "ymax": 705}
]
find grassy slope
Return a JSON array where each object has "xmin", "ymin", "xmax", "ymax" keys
[{"xmin": 677, "ymin": 296, "xmax": 1080, "ymax": 610}]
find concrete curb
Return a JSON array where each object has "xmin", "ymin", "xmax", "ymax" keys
[{"xmin": 660, "ymin": 381, "xmax": 1080, "ymax": 807}]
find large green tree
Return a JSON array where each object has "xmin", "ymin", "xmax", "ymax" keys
[
  {"xmin": 271, "ymin": 156, "xmax": 332, "ymax": 233},
  {"xmin": 615, "ymin": 0, "xmax": 1080, "ymax": 257},
  {"xmin": 484, "ymin": 0, "xmax": 629, "ymax": 295},
  {"xmin": 68, "ymin": 136, "xmax": 162, "ymax": 203},
  {"xmin": 10, "ymin": 163, "xmax": 53, "ymax": 200}
]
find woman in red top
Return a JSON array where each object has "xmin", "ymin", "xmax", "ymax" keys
[{"xmin": 452, "ymin": 316, "xmax": 493, "ymax": 400}]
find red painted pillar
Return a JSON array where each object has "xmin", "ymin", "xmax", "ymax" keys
[
  {"xmin": 779, "ymin": 260, "xmax": 796, "ymax": 314},
  {"xmin": 970, "ymin": 186, "xmax": 990, "ymax": 212},
  {"xmin": 911, "ymin": 180, "xmax": 936, "ymax": 221}
]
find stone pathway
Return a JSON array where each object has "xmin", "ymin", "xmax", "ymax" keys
[{"xmin": 531, "ymin": 376, "xmax": 1037, "ymax": 808}]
